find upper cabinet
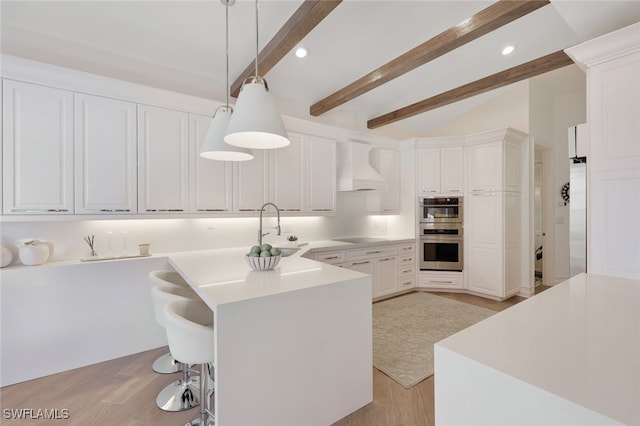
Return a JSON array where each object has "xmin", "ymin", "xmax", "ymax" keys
[
  {"xmin": 75, "ymin": 93, "xmax": 137, "ymax": 214},
  {"xmin": 305, "ymin": 135, "xmax": 336, "ymax": 213},
  {"xmin": 271, "ymin": 133, "xmax": 304, "ymax": 212},
  {"xmin": 189, "ymin": 113, "xmax": 233, "ymax": 213},
  {"xmin": 233, "ymin": 149, "xmax": 269, "ymax": 212},
  {"xmin": 2, "ymin": 80, "xmax": 74, "ymax": 214},
  {"xmin": 368, "ymin": 148, "xmax": 400, "ymax": 214},
  {"xmin": 137, "ymin": 104, "xmax": 189, "ymax": 213},
  {"xmin": 466, "ymin": 134, "xmax": 522, "ymax": 193},
  {"xmin": 417, "ymin": 146, "xmax": 463, "ymax": 195}
]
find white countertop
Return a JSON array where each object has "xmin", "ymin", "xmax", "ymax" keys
[
  {"xmin": 167, "ymin": 246, "xmax": 368, "ymax": 307},
  {"xmin": 437, "ymin": 273, "xmax": 639, "ymax": 425}
]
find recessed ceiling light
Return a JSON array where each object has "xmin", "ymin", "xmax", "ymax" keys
[
  {"xmin": 502, "ymin": 45, "xmax": 515, "ymax": 56},
  {"xmin": 295, "ymin": 46, "xmax": 308, "ymax": 58}
]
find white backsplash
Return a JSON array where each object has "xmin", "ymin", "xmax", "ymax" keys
[{"xmin": 0, "ymin": 192, "xmax": 403, "ymax": 264}]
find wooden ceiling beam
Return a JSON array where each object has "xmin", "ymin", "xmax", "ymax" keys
[
  {"xmin": 310, "ymin": 0, "xmax": 550, "ymax": 117},
  {"xmin": 230, "ymin": 0, "xmax": 342, "ymax": 98},
  {"xmin": 367, "ymin": 50, "xmax": 574, "ymax": 129}
]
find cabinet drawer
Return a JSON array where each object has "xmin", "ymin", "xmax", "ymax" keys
[
  {"xmin": 313, "ymin": 250, "xmax": 346, "ymax": 264},
  {"xmin": 397, "ymin": 254, "xmax": 415, "ymax": 265},
  {"xmin": 397, "ymin": 243, "xmax": 415, "ymax": 253},
  {"xmin": 398, "ymin": 276, "xmax": 415, "ymax": 288},
  {"xmin": 347, "ymin": 245, "xmax": 396, "ymax": 261},
  {"xmin": 419, "ymin": 272, "xmax": 463, "ymax": 289},
  {"xmin": 397, "ymin": 264, "xmax": 416, "ymax": 276}
]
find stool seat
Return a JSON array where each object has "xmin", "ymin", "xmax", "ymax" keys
[{"xmin": 165, "ymin": 298, "xmax": 215, "ymax": 426}]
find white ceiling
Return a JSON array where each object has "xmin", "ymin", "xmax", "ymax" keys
[{"xmin": 2, "ymin": 1, "xmax": 639, "ymax": 138}]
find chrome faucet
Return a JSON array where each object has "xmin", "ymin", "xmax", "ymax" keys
[{"xmin": 258, "ymin": 202, "xmax": 281, "ymax": 246}]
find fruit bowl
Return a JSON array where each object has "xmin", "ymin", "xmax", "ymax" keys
[{"xmin": 245, "ymin": 254, "xmax": 281, "ymax": 271}]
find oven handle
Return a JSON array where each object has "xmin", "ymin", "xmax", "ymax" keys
[{"xmin": 419, "ymin": 236, "xmax": 463, "ymax": 243}]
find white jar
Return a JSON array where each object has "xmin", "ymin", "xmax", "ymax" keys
[
  {"xmin": 16, "ymin": 240, "xmax": 50, "ymax": 266},
  {"xmin": 0, "ymin": 245, "xmax": 13, "ymax": 268}
]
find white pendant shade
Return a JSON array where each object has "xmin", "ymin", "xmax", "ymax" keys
[
  {"xmin": 200, "ymin": 107, "xmax": 254, "ymax": 161},
  {"xmin": 224, "ymin": 81, "xmax": 290, "ymax": 149}
]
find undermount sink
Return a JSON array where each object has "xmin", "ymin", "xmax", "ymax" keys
[{"xmin": 331, "ymin": 237, "xmax": 388, "ymax": 244}]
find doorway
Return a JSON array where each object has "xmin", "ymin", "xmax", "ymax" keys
[{"xmin": 533, "ymin": 144, "xmax": 554, "ymax": 291}]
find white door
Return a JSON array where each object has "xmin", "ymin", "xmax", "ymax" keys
[
  {"xmin": 305, "ymin": 136, "xmax": 336, "ymax": 212},
  {"xmin": 75, "ymin": 93, "xmax": 137, "ymax": 214},
  {"xmin": 234, "ymin": 149, "xmax": 268, "ymax": 212},
  {"xmin": 2, "ymin": 80, "xmax": 74, "ymax": 214},
  {"xmin": 417, "ymin": 148, "xmax": 440, "ymax": 194},
  {"xmin": 189, "ymin": 114, "xmax": 233, "ymax": 213},
  {"xmin": 373, "ymin": 256, "xmax": 398, "ymax": 297},
  {"xmin": 271, "ymin": 133, "xmax": 303, "ymax": 212},
  {"xmin": 440, "ymin": 147, "xmax": 463, "ymax": 194},
  {"xmin": 137, "ymin": 104, "xmax": 189, "ymax": 213}
]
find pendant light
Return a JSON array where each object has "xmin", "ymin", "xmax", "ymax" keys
[
  {"xmin": 224, "ymin": 0, "xmax": 290, "ymax": 149},
  {"xmin": 200, "ymin": 0, "xmax": 253, "ymax": 161}
]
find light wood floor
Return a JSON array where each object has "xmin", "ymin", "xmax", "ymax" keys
[{"xmin": 0, "ymin": 291, "xmax": 525, "ymax": 426}]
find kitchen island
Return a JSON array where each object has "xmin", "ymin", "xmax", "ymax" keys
[
  {"xmin": 435, "ymin": 273, "xmax": 639, "ymax": 425},
  {"xmin": 168, "ymin": 247, "xmax": 373, "ymax": 426}
]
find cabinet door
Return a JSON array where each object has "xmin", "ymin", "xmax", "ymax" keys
[
  {"xmin": 467, "ymin": 142, "xmax": 501, "ymax": 192},
  {"xmin": 75, "ymin": 93, "xmax": 137, "ymax": 214},
  {"xmin": 466, "ymin": 192, "xmax": 503, "ymax": 297},
  {"xmin": 341, "ymin": 259, "xmax": 374, "ymax": 275},
  {"xmin": 378, "ymin": 149, "xmax": 401, "ymax": 213},
  {"xmin": 190, "ymin": 114, "xmax": 232, "ymax": 213},
  {"xmin": 2, "ymin": 80, "xmax": 73, "ymax": 214},
  {"xmin": 305, "ymin": 136, "xmax": 336, "ymax": 212},
  {"xmin": 440, "ymin": 147, "xmax": 464, "ymax": 194},
  {"xmin": 233, "ymin": 149, "xmax": 268, "ymax": 212},
  {"xmin": 373, "ymin": 256, "xmax": 397, "ymax": 298},
  {"xmin": 137, "ymin": 104, "xmax": 189, "ymax": 213},
  {"xmin": 272, "ymin": 133, "xmax": 303, "ymax": 212},
  {"xmin": 417, "ymin": 148, "xmax": 440, "ymax": 194}
]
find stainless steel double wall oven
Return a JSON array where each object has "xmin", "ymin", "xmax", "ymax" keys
[{"xmin": 419, "ymin": 196, "xmax": 463, "ymax": 271}]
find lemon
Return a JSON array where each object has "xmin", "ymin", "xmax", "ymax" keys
[
  {"xmin": 260, "ymin": 250, "xmax": 271, "ymax": 257},
  {"xmin": 248, "ymin": 252, "xmax": 260, "ymax": 257},
  {"xmin": 260, "ymin": 243, "xmax": 272, "ymax": 251},
  {"xmin": 250, "ymin": 245, "xmax": 261, "ymax": 253},
  {"xmin": 270, "ymin": 247, "xmax": 281, "ymax": 256}
]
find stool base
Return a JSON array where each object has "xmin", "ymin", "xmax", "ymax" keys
[
  {"xmin": 156, "ymin": 375, "xmax": 200, "ymax": 412},
  {"xmin": 152, "ymin": 352, "xmax": 182, "ymax": 374}
]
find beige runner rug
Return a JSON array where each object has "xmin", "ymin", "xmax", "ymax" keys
[{"xmin": 373, "ymin": 292, "xmax": 495, "ymax": 389}]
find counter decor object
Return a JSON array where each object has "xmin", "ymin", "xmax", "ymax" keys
[
  {"xmin": 138, "ymin": 243, "xmax": 151, "ymax": 256},
  {"xmin": 16, "ymin": 239, "xmax": 50, "ymax": 266},
  {"xmin": 83, "ymin": 235, "xmax": 98, "ymax": 258},
  {"xmin": 1, "ymin": 245, "xmax": 13, "ymax": 267},
  {"xmin": 245, "ymin": 244, "xmax": 281, "ymax": 271}
]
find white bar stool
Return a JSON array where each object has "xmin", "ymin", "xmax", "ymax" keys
[
  {"xmin": 149, "ymin": 270, "xmax": 196, "ymax": 374},
  {"xmin": 165, "ymin": 298, "xmax": 215, "ymax": 426},
  {"xmin": 151, "ymin": 284, "xmax": 202, "ymax": 412}
]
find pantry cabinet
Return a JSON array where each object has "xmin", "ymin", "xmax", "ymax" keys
[
  {"xmin": 466, "ymin": 139, "xmax": 521, "ymax": 193},
  {"xmin": 189, "ymin": 114, "xmax": 233, "ymax": 213},
  {"xmin": 2, "ymin": 80, "xmax": 74, "ymax": 214},
  {"xmin": 137, "ymin": 104, "xmax": 189, "ymax": 213},
  {"xmin": 417, "ymin": 146, "xmax": 463, "ymax": 195},
  {"xmin": 367, "ymin": 148, "xmax": 400, "ymax": 214},
  {"xmin": 75, "ymin": 93, "xmax": 137, "ymax": 214}
]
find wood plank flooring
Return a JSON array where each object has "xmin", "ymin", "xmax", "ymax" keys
[{"xmin": 0, "ymin": 291, "xmax": 525, "ymax": 426}]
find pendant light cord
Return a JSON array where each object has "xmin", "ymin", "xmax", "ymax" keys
[
  {"xmin": 255, "ymin": 0, "xmax": 259, "ymax": 77},
  {"xmin": 225, "ymin": 2, "xmax": 230, "ymax": 108}
]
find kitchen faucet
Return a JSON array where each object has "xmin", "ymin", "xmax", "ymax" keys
[{"xmin": 258, "ymin": 202, "xmax": 281, "ymax": 246}]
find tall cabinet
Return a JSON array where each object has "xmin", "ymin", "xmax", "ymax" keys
[
  {"xmin": 566, "ymin": 22, "xmax": 640, "ymax": 280},
  {"xmin": 465, "ymin": 129, "xmax": 527, "ymax": 299}
]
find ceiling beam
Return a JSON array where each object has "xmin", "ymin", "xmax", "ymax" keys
[
  {"xmin": 366, "ymin": 50, "xmax": 574, "ymax": 129},
  {"xmin": 309, "ymin": 0, "xmax": 550, "ymax": 117},
  {"xmin": 230, "ymin": 0, "xmax": 342, "ymax": 98}
]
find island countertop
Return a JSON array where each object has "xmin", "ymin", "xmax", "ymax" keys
[
  {"xmin": 435, "ymin": 273, "xmax": 639, "ymax": 425},
  {"xmin": 167, "ymin": 246, "xmax": 369, "ymax": 307}
]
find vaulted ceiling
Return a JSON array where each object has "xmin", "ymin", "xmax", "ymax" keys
[{"xmin": 2, "ymin": 1, "xmax": 639, "ymax": 138}]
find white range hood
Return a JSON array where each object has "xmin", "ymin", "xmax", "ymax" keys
[{"xmin": 337, "ymin": 141, "xmax": 387, "ymax": 191}]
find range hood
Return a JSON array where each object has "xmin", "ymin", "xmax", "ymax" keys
[{"xmin": 337, "ymin": 141, "xmax": 387, "ymax": 191}]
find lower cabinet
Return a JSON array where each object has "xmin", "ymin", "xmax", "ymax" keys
[
  {"xmin": 418, "ymin": 271, "xmax": 464, "ymax": 290},
  {"xmin": 372, "ymin": 256, "xmax": 397, "ymax": 298}
]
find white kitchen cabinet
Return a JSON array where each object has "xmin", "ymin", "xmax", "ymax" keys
[
  {"xmin": 271, "ymin": 133, "xmax": 304, "ymax": 212},
  {"xmin": 305, "ymin": 135, "xmax": 336, "ymax": 213},
  {"xmin": 418, "ymin": 271, "xmax": 464, "ymax": 290},
  {"xmin": 396, "ymin": 243, "xmax": 416, "ymax": 290},
  {"xmin": 466, "ymin": 192, "xmax": 521, "ymax": 299},
  {"xmin": 367, "ymin": 148, "xmax": 400, "ymax": 214},
  {"xmin": 467, "ymin": 139, "xmax": 521, "ymax": 193},
  {"xmin": 417, "ymin": 147, "xmax": 463, "ymax": 195},
  {"xmin": 373, "ymin": 255, "xmax": 398, "ymax": 298},
  {"xmin": 75, "ymin": 93, "xmax": 137, "ymax": 214},
  {"xmin": 189, "ymin": 113, "xmax": 233, "ymax": 213},
  {"xmin": 137, "ymin": 104, "xmax": 189, "ymax": 213},
  {"xmin": 2, "ymin": 80, "xmax": 74, "ymax": 214},
  {"xmin": 312, "ymin": 249, "xmax": 346, "ymax": 265},
  {"xmin": 339, "ymin": 259, "xmax": 374, "ymax": 275},
  {"xmin": 233, "ymin": 149, "xmax": 268, "ymax": 212}
]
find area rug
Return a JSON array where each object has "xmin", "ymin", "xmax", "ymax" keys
[{"xmin": 373, "ymin": 292, "xmax": 495, "ymax": 389}]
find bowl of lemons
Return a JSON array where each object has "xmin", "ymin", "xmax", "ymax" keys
[{"xmin": 245, "ymin": 244, "xmax": 282, "ymax": 271}]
